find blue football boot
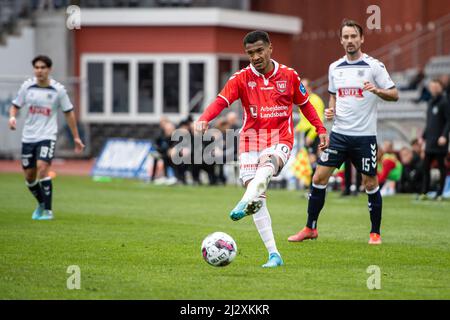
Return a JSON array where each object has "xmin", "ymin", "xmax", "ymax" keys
[
  {"xmin": 262, "ymin": 252, "xmax": 284, "ymax": 268},
  {"xmin": 37, "ymin": 210, "xmax": 54, "ymax": 220},
  {"xmin": 229, "ymin": 199, "xmax": 262, "ymax": 221},
  {"xmin": 32, "ymin": 203, "xmax": 45, "ymax": 220}
]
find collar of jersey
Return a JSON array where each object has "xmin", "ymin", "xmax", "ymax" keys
[
  {"xmin": 32, "ymin": 77, "xmax": 55, "ymax": 88},
  {"xmin": 344, "ymin": 53, "xmax": 366, "ymax": 64},
  {"xmin": 250, "ymin": 59, "xmax": 279, "ymax": 85}
]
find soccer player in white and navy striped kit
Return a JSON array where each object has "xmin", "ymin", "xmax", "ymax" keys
[
  {"xmin": 8, "ymin": 55, "xmax": 85, "ymax": 220},
  {"xmin": 288, "ymin": 20, "xmax": 399, "ymax": 245}
]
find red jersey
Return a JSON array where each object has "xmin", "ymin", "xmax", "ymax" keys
[{"xmin": 218, "ymin": 60, "xmax": 309, "ymax": 153}]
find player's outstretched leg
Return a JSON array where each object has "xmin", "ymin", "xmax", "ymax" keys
[
  {"xmin": 251, "ymin": 195, "xmax": 283, "ymax": 268},
  {"xmin": 230, "ymin": 155, "xmax": 277, "ymax": 221}
]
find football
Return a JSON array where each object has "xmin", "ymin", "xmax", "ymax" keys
[{"xmin": 201, "ymin": 232, "xmax": 237, "ymax": 267}]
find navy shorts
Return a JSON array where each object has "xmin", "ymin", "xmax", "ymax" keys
[
  {"xmin": 21, "ymin": 140, "xmax": 56, "ymax": 169},
  {"xmin": 317, "ymin": 132, "xmax": 378, "ymax": 176}
]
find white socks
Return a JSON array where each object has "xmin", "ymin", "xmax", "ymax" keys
[
  {"xmin": 241, "ymin": 164, "xmax": 275, "ymax": 203},
  {"xmin": 252, "ymin": 196, "xmax": 279, "ymax": 255}
]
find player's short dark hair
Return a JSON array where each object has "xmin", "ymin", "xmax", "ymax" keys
[
  {"xmin": 32, "ymin": 55, "xmax": 52, "ymax": 68},
  {"xmin": 243, "ymin": 30, "xmax": 270, "ymax": 46},
  {"xmin": 430, "ymin": 78, "xmax": 444, "ymax": 87},
  {"xmin": 340, "ymin": 19, "xmax": 364, "ymax": 37}
]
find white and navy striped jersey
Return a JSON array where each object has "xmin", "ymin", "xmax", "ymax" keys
[
  {"xmin": 328, "ymin": 54, "xmax": 395, "ymax": 136},
  {"xmin": 12, "ymin": 77, "xmax": 74, "ymax": 143}
]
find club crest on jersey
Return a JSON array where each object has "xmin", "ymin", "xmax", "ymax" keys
[
  {"xmin": 299, "ymin": 83, "xmax": 307, "ymax": 96},
  {"xmin": 357, "ymin": 70, "xmax": 365, "ymax": 77},
  {"xmin": 276, "ymin": 81, "xmax": 287, "ymax": 93},
  {"xmin": 248, "ymin": 81, "xmax": 257, "ymax": 90}
]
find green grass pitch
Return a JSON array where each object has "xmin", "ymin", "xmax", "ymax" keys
[{"xmin": 0, "ymin": 173, "xmax": 449, "ymax": 299}]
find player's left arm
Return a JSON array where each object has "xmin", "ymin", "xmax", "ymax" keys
[
  {"xmin": 294, "ymin": 75, "xmax": 328, "ymax": 150},
  {"xmin": 64, "ymin": 111, "xmax": 85, "ymax": 154},
  {"xmin": 8, "ymin": 105, "xmax": 20, "ymax": 130},
  {"xmin": 364, "ymin": 61, "xmax": 399, "ymax": 101},
  {"xmin": 363, "ymin": 82, "xmax": 399, "ymax": 101},
  {"xmin": 304, "ymin": 95, "xmax": 325, "ymax": 143},
  {"xmin": 438, "ymin": 97, "xmax": 450, "ymax": 146},
  {"xmin": 59, "ymin": 87, "xmax": 85, "ymax": 153}
]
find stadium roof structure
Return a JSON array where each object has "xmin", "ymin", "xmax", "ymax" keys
[{"xmin": 80, "ymin": 7, "xmax": 302, "ymax": 35}]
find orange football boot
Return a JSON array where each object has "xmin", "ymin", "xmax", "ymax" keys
[
  {"xmin": 368, "ymin": 233, "xmax": 382, "ymax": 245},
  {"xmin": 288, "ymin": 227, "xmax": 318, "ymax": 242}
]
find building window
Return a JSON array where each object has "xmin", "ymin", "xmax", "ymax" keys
[
  {"xmin": 218, "ymin": 59, "xmax": 232, "ymax": 90},
  {"xmin": 87, "ymin": 62, "xmax": 104, "ymax": 113},
  {"xmin": 189, "ymin": 63, "xmax": 204, "ymax": 113},
  {"xmin": 239, "ymin": 59, "xmax": 249, "ymax": 70},
  {"xmin": 113, "ymin": 62, "xmax": 129, "ymax": 113},
  {"xmin": 138, "ymin": 63, "xmax": 154, "ymax": 113},
  {"xmin": 163, "ymin": 62, "xmax": 180, "ymax": 113},
  {"xmin": 82, "ymin": 55, "xmax": 218, "ymax": 122}
]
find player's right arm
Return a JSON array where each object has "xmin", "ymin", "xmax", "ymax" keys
[
  {"xmin": 194, "ymin": 74, "xmax": 240, "ymax": 134},
  {"xmin": 194, "ymin": 97, "xmax": 229, "ymax": 134},
  {"xmin": 8, "ymin": 105, "xmax": 19, "ymax": 130},
  {"xmin": 9, "ymin": 79, "xmax": 29, "ymax": 131},
  {"xmin": 325, "ymin": 63, "xmax": 337, "ymax": 121}
]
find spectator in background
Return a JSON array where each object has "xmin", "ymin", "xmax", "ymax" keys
[
  {"xmin": 341, "ymin": 159, "xmax": 362, "ymax": 196},
  {"xmin": 377, "ymin": 141, "xmax": 403, "ymax": 196},
  {"xmin": 438, "ymin": 74, "xmax": 450, "ymax": 97},
  {"xmin": 180, "ymin": 115, "xmax": 220, "ymax": 186},
  {"xmin": 152, "ymin": 118, "xmax": 177, "ymax": 185},
  {"xmin": 404, "ymin": 68, "xmax": 425, "ymax": 91},
  {"xmin": 411, "ymin": 138, "xmax": 424, "ymax": 160},
  {"xmin": 398, "ymin": 146, "xmax": 423, "ymax": 193},
  {"xmin": 220, "ymin": 111, "xmax": 240, "ymax": 185},
  {"xmin": 226, "ymin": 111, "xmax": 240, "ymax": 163},
  {"xmin": 171, "ymin": 116, "xmax": 194, "ymax": 185},
  {"xmin": 213, "ymin": 117, "xmax": 229, "ymax": 185},
  {"xmin": 414, "ymin": 74, "xmax": 432, "ymax": 103},
  {"xmin": 419, "ymin": 78, "xmax": 450, "ymax": 201},
  {"xmin": 226, "ymin": 111, "xmax": 240, "ymax": 131},
  {"xmin": 295, "ymin": 79, "xmax": 325, "ymax": 188}
]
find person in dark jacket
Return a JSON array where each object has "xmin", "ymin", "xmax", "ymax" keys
[
  {"xmin": 152, "ymin": 119, "xmax": 177, "ymax": 183},
  {"xmin": 419, "ymin": 78, "xmax": 450, "ymax": 200},
  {"xmin": 398, "ymin": 147, "xmax": 423, "ymax": 193}
]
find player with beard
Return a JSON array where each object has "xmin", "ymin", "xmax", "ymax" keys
[{"xmin": 288, "ymin": 20, "xmax": 399, "ymax": 245}]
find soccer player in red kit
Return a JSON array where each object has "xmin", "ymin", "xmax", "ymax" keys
[{"xmin": 194, "ymin": 31, "xmax": 328, "ymax": 267}]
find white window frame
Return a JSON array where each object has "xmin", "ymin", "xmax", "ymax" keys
[{"xmin": 81, "ymin": 54, "xmax": 217, "ymax": 123}]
